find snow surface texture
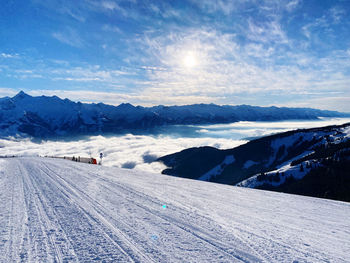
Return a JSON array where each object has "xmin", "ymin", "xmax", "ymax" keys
[{"xmin": 1, "ymin": 157, "xmax": 349, "ymax": 262}]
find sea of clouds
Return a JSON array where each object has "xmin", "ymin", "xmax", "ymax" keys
[
  {"xmin": 1, "ymin": 118, "xmax": 349, "ymax": 174},
  {"xmin": 0, "ymin": 135, "xmax": 245, "ymax": 173}
]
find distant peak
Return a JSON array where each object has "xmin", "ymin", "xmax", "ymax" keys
[
  {"xmin": 13, "ymin": 90, "xmax": 30, "ymax": 99},
  {"xmin": 17, "ymin": 90, "xmax": 27, "ymax": 96},
  {"xmin": 118, "ymin": 103, "xmax": 134, "ymax": 108}
]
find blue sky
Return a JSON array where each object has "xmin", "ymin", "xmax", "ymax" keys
[{"xmin": 0, "ymin": 0, "xmax": 349, "ymax": 111}]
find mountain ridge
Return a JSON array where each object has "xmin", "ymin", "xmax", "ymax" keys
[
  {"xmin": 1, "ymin": 91, "xmax": 349, "ymax": 138},
  {"xmin": 158, "ymin": 122, "xmax": 350, "ymax": 202}
]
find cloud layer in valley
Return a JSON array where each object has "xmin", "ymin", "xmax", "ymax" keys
[
  {"xmin": 0, "ymin": 134, "xmax": 245, "ymax": 173},
  {"xmin": 1, "ymin": 118, "xmax": 349, "ymax": 174}
]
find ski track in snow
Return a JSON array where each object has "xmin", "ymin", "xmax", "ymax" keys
[{"xmin": 0, "ymin": 157, "xmax": 350, "ymax": 262}]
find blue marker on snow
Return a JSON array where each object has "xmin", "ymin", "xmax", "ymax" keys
[{"xmin": 162, "ymin": 204, "xmax": 167, "ymax": 209}]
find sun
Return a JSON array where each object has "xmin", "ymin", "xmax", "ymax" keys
[{"xmin": 183, "ymin": 53, "xmax": 197, "ymax": 68}]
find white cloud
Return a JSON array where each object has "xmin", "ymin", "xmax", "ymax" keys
[
  {"xmin": 1, "ymin": 53, "xmax": 19, "ymax": 58},
  {"xmin": 278, "ymin": 96, "xmax": 350, "ymax": 113},
  {"xmin": 101, "ymin": 1, "xmax": 119, "ymax": 10},
  {"xmin": 60, "ymin": 6, "xmax": 86, "ymax": 22},
  {"xmin": 0, "ymin": 135, "xmax": 245, "ymax": 173},
  {"xmin": 193, "ymin": 0, "xmax": 238, "ymax": 15},
  {"xmin": 96, "ymin": 0, "xmax": 135, "ymax": 17},
  {"xmin": 244, "ymin": 43, "xmax": 274, "ymax": 58},
  {"xmin": 132, "ymin": 25, "xmax": 350, "ymax": 110},
  {"xmin": 301, "ymin": 6, "xmax": 347, "ymax": 41},
  {"xmin": 247, "ymin": 19, "xmax": 288, "ymax": 44},
  {"xmin": 302, "ymin": 16, "xmax": 328, "ymax": 40},
  {"xmin": 190, "ymin": 0, "xmax": 298, "ymax": 16},
  {"xmin": 50, "ymin": 66, "xmax": 137, "ymax": 83},
  {"xmin": 7, "ymin": 23, "xmax": 344, "ymax": 110},
  {"xmin": 28, "ymin": 89, "xmax": 138, "ymax": 105},
  {"xmin": 0, "ymin": 87, "xmax": 18, "ymax": 97},
  {"xmin": 285, "ymin": 0, "xmax": 300, "ymax": 12},
  {"xmin": 329, "ymin": 6, "xmax": 346, "ymax": 23},
  {"xmin": 21, "ymin": 88, "xmax": 219, "ymax": 106},
  {"xmin": 2, "ymin": 36, "xmax": 350, "ymax": 110},
  {"xmin": 2, "ymin": 0, "xmax": 350, "ymax": 112},
  {"xmin": 139, "ymin": 29, "xmax": 283, "ymax": 96},
  {"xmin": 2, "ymin": 118, "xmax": 350, "ymax": 174},
  {"xmin": 4, "ymin": 62, "xmax": 137, "ymax": 85}
]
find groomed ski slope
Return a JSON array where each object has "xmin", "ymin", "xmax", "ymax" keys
[{"xmin": 1, "ymin": 157, "xmax": 349, "ymax": 262}]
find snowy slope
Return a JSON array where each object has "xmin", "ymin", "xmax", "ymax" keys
[
  {"xmin": 160, "ymin": 122, "xmax": 350, "ymax": 187},
  {"xmin": 237, "ymin": 158, "xmax": 313, "ymax": 189},
  {"xmin": 1, "ymin": 157, "xmax": 349, "ymax": 262},
  {"xmin": 237, "ymin": 124, "xmax": 350, "ymax": 191}
]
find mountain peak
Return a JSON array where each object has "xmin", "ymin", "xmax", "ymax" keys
[
  {"xmin": 13, "ymin": 90, "xmax": 31, "ymax": 100},
  {"xmin": 118, "ymin": 102, "xmax": 135, "ymax": 109}
]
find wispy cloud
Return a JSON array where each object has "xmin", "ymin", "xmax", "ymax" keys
[
  {"xmin": 89, "ymin": 0, "xmax": 136, "ymax": 18},
  {"xmin": 34, "ymin": 0, "xmax": 87, "ymax": 22},
  {"xmin": 2, "ymin": 0, "xmax": 350, "ymax": 111},
  {"xmin": 329, "ymin": 6, "xmax": 346, "ymax": 23},
  {"xmin": 101, "ymin": 1, "xmax": 121, "ymax": 11},
  {"xmin": 0, "ymin": 53, "xmax": 19, "ymax": 58},
  {"xmin": 301, "ymin": 5, "xmax": 349, "ymax": 45},
  {"xmin": 3, "ymin": 18, "xmax": 350, "ymax": 110},
  {"xmin": 13, "ymin": 69, "xmax": 44, "ymax": 79},
  {"xmin": 247, "ymin": 19, "xmax": 288, "ymax": 44},
  {"xmin": 60, "ymin": 6, "xmax": 86, "ymax": 22},
  {"xmin": 130, "ymin": 23, "xmax": 350, "ymax": 108},
  {"xmin": 52, "ymin": 28, "xmax": 84, "ymax": 47},
  {"xmin": 285, "ymin": 0, "xmax": 300, "ymax": 12},
  {"xmin": 244, "ymin": 43, "xmax": 274, "ymax": 58},
  {"xmin": 190, "ymin": 0, "xmax": 238, "ymax": 15},
  {"xmin": 50, "ymin": 66, "xmax": 138, "ymax": 84},
  {"xmin": 102, "ymin": 24, "xmax": 122, "ymax": 33}
]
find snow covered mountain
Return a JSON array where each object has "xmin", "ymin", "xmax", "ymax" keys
[
  {"xmin": 0, "ymin": 91, "xmax": 156, "ymax": 138},
  {"xmin": 1, "ymin": 157, "xmax": 349, "ymax": 262},
  {"xmin": 1, "ymin": 91, "xmax": 348, "ymax": 138},
  {"xmin": 159, "ymin": 122, "xmax": 350, "ymax": 202}
]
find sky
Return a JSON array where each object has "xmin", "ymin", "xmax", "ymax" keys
[{"xmin": 0, "ymin": 0, "xmax": 349, "ymax": 111}]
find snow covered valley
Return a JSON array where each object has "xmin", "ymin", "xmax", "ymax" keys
[{"xmin": 1, "ymin": 157, "xmax": 349, "ymax": 262}]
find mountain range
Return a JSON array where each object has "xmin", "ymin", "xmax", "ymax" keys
[
  {"xmin": 158, "ymin": 122, "xmax": 350, "ymax": 202},
  {"xmin": 0, "ymin": 91, "xmax": 349, "ymax": 138}
]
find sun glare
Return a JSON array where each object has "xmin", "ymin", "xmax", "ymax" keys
[{"xmin": 183, "ymin": 53, "xmax": 197, "ymax": 68}]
